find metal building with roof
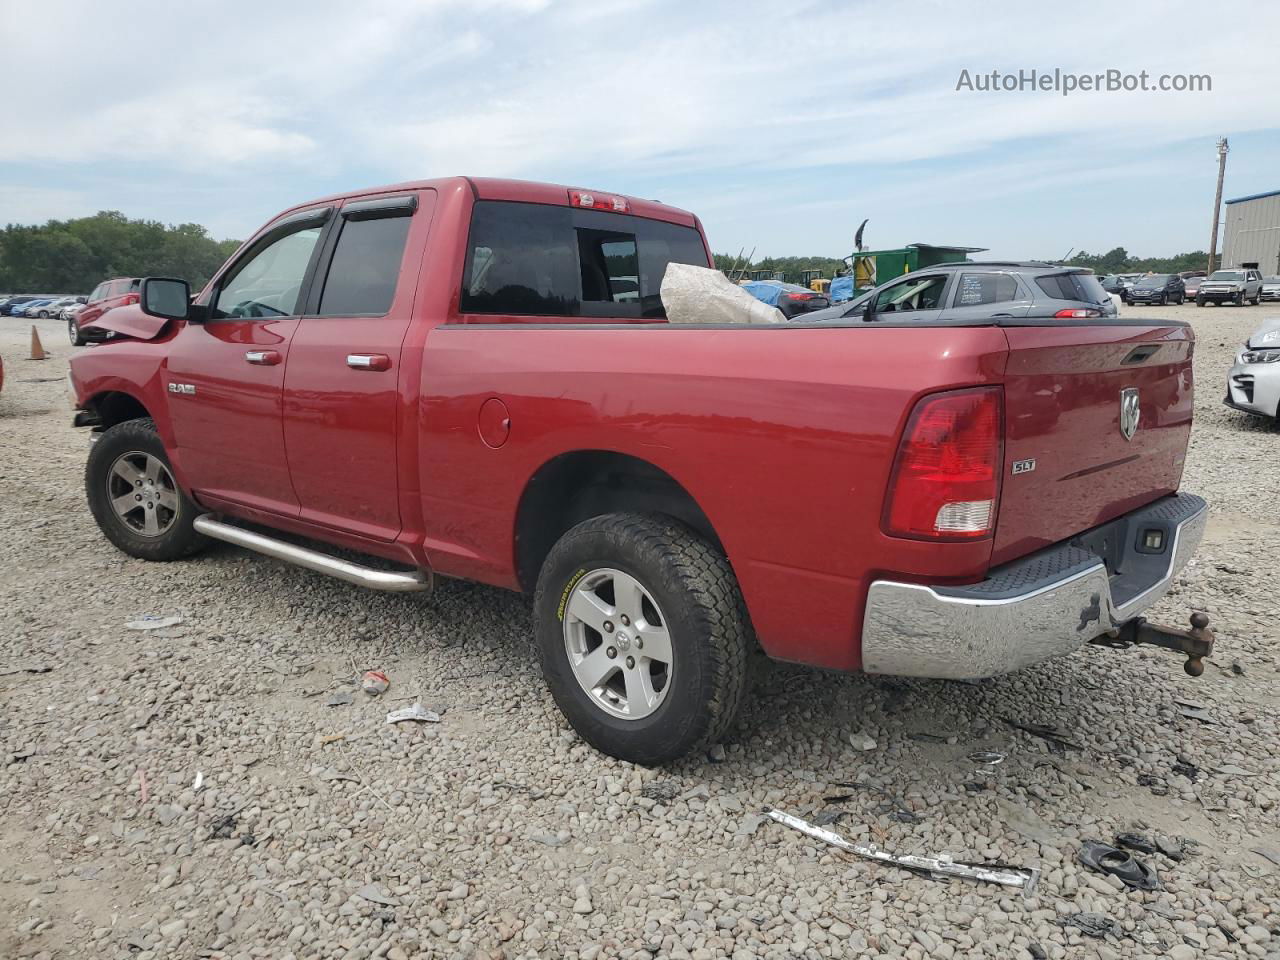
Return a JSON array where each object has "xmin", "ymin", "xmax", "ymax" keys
[{"xmin": 1223, "ymin": 189, "xmax": 1280, "ymax": 273}]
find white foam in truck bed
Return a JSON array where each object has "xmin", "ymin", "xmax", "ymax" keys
[{"xmin": 661, "ymin": 263, "xmax": 786, "ymax": 325}]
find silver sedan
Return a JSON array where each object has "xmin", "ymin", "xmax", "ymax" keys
[{"xmin": 1226, "ymin": 318, "xmax": 1280, "ymax": 419}]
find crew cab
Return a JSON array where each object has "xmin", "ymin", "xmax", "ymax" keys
[{"xmin": 68, "ymin": 177, "xmax": 1212, "ymax": 764}]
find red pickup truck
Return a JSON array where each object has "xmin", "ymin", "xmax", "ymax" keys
[{"xmin": 68, "ymin": 177, "xmax": 1212, "ymax": 764}]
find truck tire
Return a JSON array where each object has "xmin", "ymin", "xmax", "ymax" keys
[
  {"xmin": 1196, "ymin": 297, "xmax": 1205, "ymax": 307},
  {"xmin": 533, "ymin": 513, "xmax": 751, "ymax": 765},
  {"xmin": 69, "ymin": 319, "xmax": 86, "ymax": 346},
  {"xmin": 86, "ymin": 418, "xmax": 209, "ymax": 562}
]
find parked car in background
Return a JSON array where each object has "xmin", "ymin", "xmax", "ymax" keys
[
  {"xmin": 60, "ymin": 301, "xmax": 86, "ymax": 322},
  {"xmin": 1182, "ymin": 275, "xmax": 1204, "ymax": 300},
  {"xmin": 6, "ymin": 296, "xmax": 48, "ymax": 316},
  {"xmin": 70, "ymin": 278, "xmax": 140, "ymax": 345},
  {"xmin": 1198, "ymin": 268, "xmax": 1262, "ymax": 306},
  {"xmin": 16, "ymin": 298, "xmax": 55, "ymax": 316},
  {"xmin": 803, "ymin": 262, "xmax": 1118, "ymax": 323},
  {"xmin": 29, "ymin": 296, "xmax": 81, "ymax": 319},
  {"xmin": 1118, "ymin": 274, "xmax": 1144, "ymax": 303},
  {"xmin": 740, "ymin": 279, "xmax": 831, "ymax": 319},
  {"xmin": 65, "ymin": 176, "xmax": 1210, "ymax": 763},
  {"xmin": 1126, "ymin": 274, "xmax": 1185, "ymax": 305},
  {"xmin": 1225, "ymin": 317, "xmax": 1280, "ymax": 419},
  {"xmin": 1100, "ymin": 274, "xmax": 1127, "ymax": 295},
  {"xmin": 1260, "ymin": 276, "xmax": 1280, "ymax": 302}
]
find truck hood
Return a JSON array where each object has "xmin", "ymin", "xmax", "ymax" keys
[
  {"xmin": 82, "ymin": 304, "xmax": 171, "ymax": 340},
  {"xmin": 1247, "ymin": 318, "xmax": 1280, "ymax": 349}
]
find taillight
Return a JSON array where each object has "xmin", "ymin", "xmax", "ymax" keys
[
  {"xmin": 568, "ymin": 189, "xmax": 630, "ymax": 213},
  {"xmin": 784, "ymin": 292, "xmax": 813, "ymax": 301},
  {"xmin": 884, "ymin": 387, "xmax": 1003, "ymax": 540},
  {"xmin": 1054, "ymin": 308, "xmax": 1101, "ymax": 318},
  {"xmin": 122, "ymin": 293, "xmax": 140, "ymax": 306}
]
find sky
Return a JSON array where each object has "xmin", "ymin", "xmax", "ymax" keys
[{"xmin": 3, "ymin": 0, "xmax": 1279, "ymax": 261}]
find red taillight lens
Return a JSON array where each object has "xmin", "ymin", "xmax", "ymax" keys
[
  {"xmin": 1054, "ymin": 308, "xmax": 1101, "ymax": 318},
  {"xmin": 784, "ymin": 292, "xmax": 813, "ymax": 301},
  {"xmin": 884, "ymin": 387, "xmax": 1003, "ymax": 540},
  {"xmin": 122, "ymin": 293, "xmax": 140, "ymax": 306}
]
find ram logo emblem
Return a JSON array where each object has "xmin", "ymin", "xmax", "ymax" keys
[{"xmin": 1119, "ymin": 387, "xmax": 1140, "ymax": 441}]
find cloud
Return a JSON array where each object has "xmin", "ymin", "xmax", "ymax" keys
[{"xmin": 5, "ymin": 0, "xmax": 1279, "ymax": 255}]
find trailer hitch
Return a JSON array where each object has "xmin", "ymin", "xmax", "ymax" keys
[{"xmin": 1093, "ymin": 612, "xmax": 1214, "ymax": 676}]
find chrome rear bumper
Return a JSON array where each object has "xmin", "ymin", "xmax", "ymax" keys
[{"xmin": 860, "ymin": 494, "xmax": 1207, "ymax": 680}]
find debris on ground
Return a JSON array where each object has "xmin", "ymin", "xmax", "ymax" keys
[
  {"xmin": 1174, "ymin": 699, "xmax": 1214, "ymax": 723},
  {"xmin": 831, "ymin": 781, "xmax": 919, "ymax": 823},
  {"xmin": 967, "ymin": 751, "xmax": 1005, "ymax": 765},
  {"xmin": 324, "ymin": 690, "xmax": 354, "ymax": 707},
  {"xmin": 1078, "ymin": 840, "xmax": 1161, "ymax": 890},
  {"xmin": 124, "ymin": 615, "xmax": 184, "ymax": 631},
  {"xmin": 1114, "ymin": 832, "xmax": 1156, "ymax": 854},
  {"xmin": 1171, "ymin": 757, "xmax": 1200, "ymax": 781},
  {"xmin": 1156, "ymin": 836, "xmax": 1187, "ymax": 861},
  {"xmin": 209, "ymin": 815, "xmax": 237, "ymax": 839},
  {"xmin": 1250, "ymin": 846, "xmax": 1280, "ymax": 867},
  {"xmin": 767, "ymin": 809, "xmax": 1039, "ymax": 891},
  {"xmin": 1137, "ymin": 773, "xmax": 1169, "ymax": 795},
  {"xmin": 385, "ymin": 703, "xmax": 440, "ymax": 725},
  {"xmin": 192, "ymin": 771, "xmax": 203, "ymax": 792},
  {"xmin": 0, "ymin": 663, "xmax": 54, "ymax": 676},
  {"xmin": 1058, "ymin": 912, "xmax": 1118, "ymax": 938},
  {"xmin": 847, "ymin": 731, "xmax": 877, "ymax": 751},
  {"xmin": 355, "ymin": 884, "xmax": 400, "ymax": 907},
  {"xmin": 998, "ymin": 716, "xmax": 1083, "ymax": 753},
  {"xmin": 640, "ymin": 781, "xmax": 681, "ymax": 803},
  {"xmin": 360, "ymin": 669, "xmax": 390, "ymax": 695}
]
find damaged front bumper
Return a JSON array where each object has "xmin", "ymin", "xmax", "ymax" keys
[{"xmin": 861, "ymin": 493, "xmax": 1207, "ymax": 680}]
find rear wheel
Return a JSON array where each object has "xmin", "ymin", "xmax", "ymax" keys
[
  {"xmin": 69, "ymin": 319, "xmax": 86, "ymax": 346},
  {"xmin": 38, "ymin": 310, "xmax": 50, "ymax": 319},
  {"xmin": 86, "ymin": 418, "xmax": 209, "ymax": 561},
  {"xmin": 534, "ymin": 513, "xmax": 751, "ymax": 765}
]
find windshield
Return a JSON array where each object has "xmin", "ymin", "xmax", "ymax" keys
[
  {"xmin": 1136, "ymin": 275, "xmax": 1170, "ymax": 287},
  {"xmin": 1210, "ymin": 270, "xmax": 1245, "ymax": 281}
]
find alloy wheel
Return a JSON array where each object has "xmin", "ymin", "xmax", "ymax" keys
[
  {"xmin": 106, "ymin": 451, "xmax": 180, "ymax": 537},
  {"xmin": 562, "ymin": 568, "xmax": 673, "ymax": 720}
]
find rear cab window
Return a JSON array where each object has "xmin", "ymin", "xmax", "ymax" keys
[{"xmin": 459, "ymin": 201, "xmax": 708, "ymax": 321}]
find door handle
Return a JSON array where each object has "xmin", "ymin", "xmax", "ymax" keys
[
  {"xmin": 245, "ymin": 350, "xmax": 282, "ymax": 365},
  {"xmin": 347, "ymin": 353, "xmax": 392, "ymax": 371}
]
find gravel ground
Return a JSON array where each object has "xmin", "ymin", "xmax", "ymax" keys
[{"xmin": 2, "ymin": 305, "xmax": 1278, "ymax": 960}]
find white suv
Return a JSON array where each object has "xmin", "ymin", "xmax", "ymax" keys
[{"xmin": 1198, "ymin": 267, "xmax": 1263, "ymax": 307}]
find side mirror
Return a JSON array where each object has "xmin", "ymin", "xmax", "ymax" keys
[
  {"xmin": 140, "ymin": 277, "xmax": 191, "ymax": 322},
  {"xmin": 76, "ymin": 296, "xmax": 87, "ymax": 303},
  {"xmin": 862, "ymin": 297, "xmax": 875, "ymax": 322}
]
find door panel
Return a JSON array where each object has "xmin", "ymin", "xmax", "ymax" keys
[
  {"xmin": 165, "ymin": 319, "xmax": 300, "ymax": 514},
  {"xmin": 164, "ymin": 211, "xmax": 330, "ymax": 516},
  {"xmin": 282, "ymin": 190, "xmax": 435, "ymax": 542}
]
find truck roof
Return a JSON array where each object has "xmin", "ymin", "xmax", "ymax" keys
[{"xmin": 274, "ymin": 176, "xmax": 700, "ymax": 228}]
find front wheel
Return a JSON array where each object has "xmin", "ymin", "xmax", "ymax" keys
[
  {"xmin": 86, "ymin": 418, "xmax": 209, "ymax": 561},
  {"xmin": 533, "ymin": 513, "xmax": 751, "ymax": 765},
  {"xmin": 1196, "ymin": 297, "xmax": 1205, "ymax": 307},
  {"xmin": 38, "ymin": 310, "xmax": 50, "ymax": 319},
  {"xmin": 69, "ymin": 319, "xmax": 86, "ymax": 346},
  {"xmin": 1158, "ymin": 294, "xmax": 1167, "ymax": 305}
]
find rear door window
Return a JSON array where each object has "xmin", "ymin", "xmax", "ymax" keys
[
  {"xmin": 1037, "ymin": 272, "xmax": 1109, "ymax": 303},
  {"xmin": 460, "ymin": 200, "xmax": 708, "ymax": 319},
  {"xmin": 953, "ymin": 273, "xmax": 1018, "ymax": 306},
  {"xmin": 317, "ymin": 214, "xmax": 412, "ymax": 316}
]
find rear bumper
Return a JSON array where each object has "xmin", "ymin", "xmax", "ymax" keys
[{"xmin": 861, "ymin": 493, "xmax": 1207, "ymax": 679}]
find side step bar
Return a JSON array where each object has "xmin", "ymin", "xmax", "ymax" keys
[{"xmin": 193, "ymin": 516, "xmax": 432, "ymax": 593}]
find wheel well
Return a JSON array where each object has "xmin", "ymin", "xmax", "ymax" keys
[
  {"xmin": 90, "ymin": 391, "xmax": 151, "ymax": 428},
  {"xmin": 514, "ymin": 451, "xmax": 722, "ymax": 593}
]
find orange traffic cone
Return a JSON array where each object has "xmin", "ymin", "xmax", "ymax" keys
[{"xmin": 29, "ymin": 325, "xmax": 47, "ymax": 360}]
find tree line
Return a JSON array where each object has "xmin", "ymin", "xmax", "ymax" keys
[
  {"xmin": 714, "ymin": 247, "xmax": 1213, "ymax": 285},
  {"xmin": 0, "ymin": 212, "xmax": 241, "ymax": 294}
]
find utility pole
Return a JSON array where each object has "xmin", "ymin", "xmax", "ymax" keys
[{"xmin": 1207, "ymin": 137, "xmax": 1229, "ymax": 274}]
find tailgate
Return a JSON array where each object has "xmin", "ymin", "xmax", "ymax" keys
[{"xmin": 992, "ymin": 322, "xmax": 1193, "ymax": 565}]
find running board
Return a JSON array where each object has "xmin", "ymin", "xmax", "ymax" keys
[{"xmin": 193, "ymin": 516, "xmax": 432, "ymax": 593}]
